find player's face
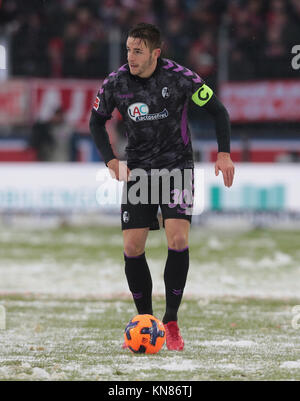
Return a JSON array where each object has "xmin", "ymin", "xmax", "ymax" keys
[{"xmin": 126, "ymin": 37, "xmax": 160, "ymax": 78}]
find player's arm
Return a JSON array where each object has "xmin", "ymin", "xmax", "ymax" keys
[
  {"xmin": 90, "ymin": 77, "xmax": 131, "ymax": 181},
  {"xmin": 191, "ymin": 84, "xmax": 235, "ymax": 187},
  {"xmin": 89, "ymin": 111, "xmax": 130, "ymax": 181},
  {"xmin": 89, "ymin": 111, "xmax": 115, "ymax": 165}
]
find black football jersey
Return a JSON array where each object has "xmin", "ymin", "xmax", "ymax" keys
[{"xmin": 92, "ymin": 58, "xmax": 206, "ymax": 170}]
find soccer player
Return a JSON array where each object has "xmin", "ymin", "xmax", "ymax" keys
[{"xmin": 90, "ymin": 23, "xmax": 234, "ymax": 351}]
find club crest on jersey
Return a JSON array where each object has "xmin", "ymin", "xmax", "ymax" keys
[
  {"xmin": 128, "ymin": 102, "xmax": 168, "ymax": 122},
  {"xmin": 123, "ymin": 211, "xmax": 130, "ymax": 223},
  {"xmin": 162, "ymin": 87, "xmax": 169, "ymax": 98}
]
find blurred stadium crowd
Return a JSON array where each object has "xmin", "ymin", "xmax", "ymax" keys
[
  {"xmin": 1, "ymin": 0, "xmax": 299, "ymax": 82},
  {"xmin": 0, "ymin": 0, "xmax": 299, "ymax": 164}
]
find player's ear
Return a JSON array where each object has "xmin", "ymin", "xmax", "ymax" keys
[{"xmin": 154, "ymin": 48, "xmax": 161, "ymax": 59}]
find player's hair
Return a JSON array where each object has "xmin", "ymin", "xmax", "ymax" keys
[{"xmin": 128, "ymin": 23, "xmax": 162, "ymax": 51}]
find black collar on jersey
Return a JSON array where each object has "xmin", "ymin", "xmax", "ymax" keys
[{"xmin": 129, "ymin": 57, "xmax": 162, "ymax": 82}]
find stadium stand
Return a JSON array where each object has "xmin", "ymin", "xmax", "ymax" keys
[{"xmin": 0, "ymin": 0, "xmax": 299, "ymax": 162}]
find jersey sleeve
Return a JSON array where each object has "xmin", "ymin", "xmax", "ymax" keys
[
  {"xmin": 172, "ymin": 62, "xmax": 213, "ymax": 107},
  {"xmin": 92, "ymin": 76, "xmax": 116, "ymax": 118}
]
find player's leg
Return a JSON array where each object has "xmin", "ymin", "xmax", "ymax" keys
[
  {"xmin": 123, "ymin": 227, "xmax": 149, "ymax": 257},
  {"xmin": 159, "ymin": 168, "xmax": 194, "ymax": 350},
  {"xmin": 163, "ymin": 218, "xmax": 190, "ymax": 323},
  {"xmin": 121, "ymin": 173, "xmax": 160, "ymax": 316},
  {"xmin": 121, "ymin": 174, "xmax": 159, "ymax": 348},
  {"xmin": 162, "ymin": 218, "xmax": 190, "ymax": 351},
  {"xmin": 123, "ymin": 227, "xmax": 154, "ymax": 316}
]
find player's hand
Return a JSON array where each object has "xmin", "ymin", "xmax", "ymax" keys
[
  {"xmin": 107, "ymin": 158, "xmax": 131, "ymax": 182},
  {"xmin": 215, "ymin": 152, "xmax": 235, "ymax": 187}
]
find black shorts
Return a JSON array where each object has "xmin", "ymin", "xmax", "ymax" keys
[{"xmin": 121, "ymin": 168, "xmax": 194, "ymax": 230}]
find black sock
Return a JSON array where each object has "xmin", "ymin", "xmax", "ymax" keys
[
  {"xmin": 124, "ymin": 252, "xmax": 153, "ymax": 315},
  {"xmin": 163, "ymin": 247, "xmax": 189, "ymax": 324}
]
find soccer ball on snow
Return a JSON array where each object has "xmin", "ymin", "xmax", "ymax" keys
[{"xmin": 124, "ymin": 314, "xmax": 166, "ymax": 354}]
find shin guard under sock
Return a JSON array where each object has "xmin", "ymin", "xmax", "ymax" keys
[
  {"xmin": 124, "ymin": 252, "xmax": 153, "ymax": 315},
  {"xmin": 163, "ymin": 247, "xmax": 189, "ymax": 324}
]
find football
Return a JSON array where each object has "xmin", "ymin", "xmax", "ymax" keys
[{"xmin": 124, "ymin": 314, "xmax": 166, "ymax": 354}]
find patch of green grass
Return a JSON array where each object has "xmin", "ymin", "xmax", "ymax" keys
[
  {"xmin": 1, "ymin": 295, "xmax": 300, "ymax": 381},
  {"xmin": 1, "ymin": 226, "xmax": 300, "ymax": 380}
]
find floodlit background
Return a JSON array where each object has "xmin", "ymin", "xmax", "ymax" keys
[{"xmin": 0, "ymin": 0, "xmax": 300, "ymax": 381}]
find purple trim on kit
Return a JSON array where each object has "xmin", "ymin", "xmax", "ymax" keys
[
  {"xmin": 161, "ymin": 59, "xmax": 203, "ymax": 84},
  {"xmin": 168, "ymin": 246, "xmax": 189, "ymax": 253},
  {"xmin": 94, "ymin": 110, "xmax": 111, "ymax": 117},
  {"xmin": 163, "ymin": 59, "xmax": 174, "ymax": 69},
  {"xmin": 173, "ymin": 65, "xmax": 184, "ymax": 72},
  {"xmin": 181, "ymin": 102, "xmax": 189, "ymax": 146},
  {"xmin": 132, "ymin": 292, "xmax": 143, "ymax": 300},
  {"xmin": 118, "ymin": 93, "xmax": 134, "ymax": 99},
  {"xmin": 102, "ymin": 78, "xmax": 109, "ymax": 85},
  {"xmin": 124, "ymin": 251, "xmax": 145, "ymax": 259},
  {"xmin": 118, "ymin": 64, "xmax": 128, "ymax": 72},
  {"xmin": 109, "ymin": 71, "xmax": 117, "ymax": 77},
  {"xmin": 193, "ymin": 73, "xmax": 202, "ymax": 83},
  {"xmin": 184, "ymin": 69, "xmax": 193, "ymax": 77},
  {"xmin": 172, "ymin": 289, "xmax": 183, "ymax": 296},
  {"xmin": 177, "ymin": 209, "xmax": 188, "ymax": 215}
]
